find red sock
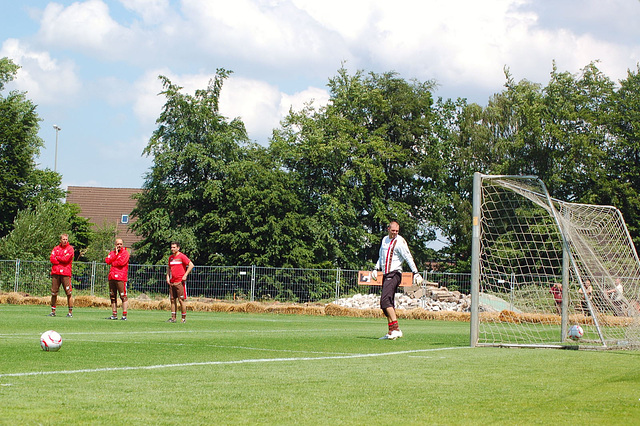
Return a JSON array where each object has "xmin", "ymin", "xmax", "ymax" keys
[{"xmin": 122, "ymin": 311, "xmax": 127, "ymax": 317}]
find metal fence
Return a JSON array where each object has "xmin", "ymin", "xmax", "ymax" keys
[{"xmin": 0, "ymin": 259, "xmax": 471, "ymax": 303}]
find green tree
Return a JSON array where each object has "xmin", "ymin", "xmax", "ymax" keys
[
  {"xmin": 132, "ymin": 71, "xmax": 251, "ymax": 264},
  {"xmin": 425, "ymin": 97, "xmax": 484, "ymax": 270},
  {"xmin": 81, "ymin": 223, "xmax": 117, "ymax": 263},
  {"xmin": 0, "ymin": 57, "xmax": 65, "ymax": 237},
  {"xmin": 602, "ymin": 65, "xmax": 640, "ymax": 246},
  {"xmin": 270, "ymin": 67, "xmax": 438, "ymax": 269},
  {"xmin": 541, "ymin": 62, "xmax": 614, "ymax": 200},
  {"xmin": 0, "ymin": 201, "xmax": 92, "ymax": 261},
  {"xmin": 436, "ymin": 62, "xmax": 633, "ymax": 270},
  {"xmin": 133, "ymin": 72, "xmax": 322, "ymax": 267},
  {"xmin": 203, "ymin": 147, "xmax": 321, "ymax": 267}
]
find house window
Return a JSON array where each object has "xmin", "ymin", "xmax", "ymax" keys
[{"xmin": 121, "ymin": 215, "xmax": 129, "ymax": 224}]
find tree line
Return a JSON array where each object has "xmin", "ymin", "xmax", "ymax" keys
[{"xmin": 2, "ymin": 57, "xmax": 640, "ymax": 272}]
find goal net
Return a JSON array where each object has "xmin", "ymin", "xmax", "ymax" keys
[{"xmin": 470, "ymin": 174, "xmax": 640, "ymax": 349}]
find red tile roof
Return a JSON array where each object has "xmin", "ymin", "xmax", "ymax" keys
[{"xmin": 66, "ymin": 186, "xmax": 143, "ymax": 246}]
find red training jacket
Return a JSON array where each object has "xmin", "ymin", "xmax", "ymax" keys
[
  {"xmin": 105, "ymin": 248, "xmax": 130, "ymax": 282},
  {"xmin": 50, "ymin": 243, "xmax": 74, "ymax": 276}
]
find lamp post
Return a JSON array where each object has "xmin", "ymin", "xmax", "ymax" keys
[{"xmin": 53, "ymin": 124, "xmax": 61, "ymax": 172}]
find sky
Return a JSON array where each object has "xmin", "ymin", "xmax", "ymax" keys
[{"xmin": 2, "ymin": 0, "xmax": 640, "ymax": 190}]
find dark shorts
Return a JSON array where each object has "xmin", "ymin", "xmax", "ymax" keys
[
  {"xmin": 380, "ymin": 271, "xmax": 402, "ymax": 310},
  {"xmin": 108, "ymin": 280, "xmax": 128, "ymax": 301},
  {"xmin": 51, "ymin": 275, "xmax": 72, "ymax": 295},
  {"xmin": 169, "ymin": 282, "xmax": 186, "ymax": 300}
]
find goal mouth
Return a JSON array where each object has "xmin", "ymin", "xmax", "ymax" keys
[{"xmin": 470, "ymin": 173, "xmax": 640, "ymax": 350}]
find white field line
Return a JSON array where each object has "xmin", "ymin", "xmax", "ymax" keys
[
  {"xmin": 0, "ymin": 329, "xmax": 338, "ymax": 338},
  {"xmin": 75, "ymin": 341, "xmax": 356, "ymax": 356},
  {"xmin": 0, "ymin": 347, "xmax": 470, "ymax": 378}
]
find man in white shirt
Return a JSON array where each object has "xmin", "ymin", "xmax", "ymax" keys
[{"xmin": 371, "ymin": 221, "xmax": 422, "ymax": 340}]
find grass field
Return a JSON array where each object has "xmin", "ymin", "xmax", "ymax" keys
[{"xmin": 1, "ymin": 304, "xmax": 639, "ymax": 425}]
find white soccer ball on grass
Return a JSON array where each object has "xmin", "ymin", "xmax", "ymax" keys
[
  {"xmin": 40, "ymin": 330, "xmax": 62, "ymax": 352},
  {"xmin": 568, "ymin": 324, "xmax": 584, "ymax": 341}
]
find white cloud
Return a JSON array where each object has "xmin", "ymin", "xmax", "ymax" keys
[
  {"xmin": 291, "ymin": 0, "xmax": 375, "ymax": 41},
  {"xmin": 37, "ymin": 0, "xmax": 138, "ymax": 60},
  {"xmin": 180, "ymin": 0, "xmax": 348, "ymax": 68},
  {"xmin": 131, "ymin": 68, "xmax": 173, "ymax": 125},
  {"xmin": 131, "ymin": 70, "xmax": 278, "ymax": 142},
  {"xmin": 119, "ymin": 0, "xmax": 171, "ymax": 23},
  {"xmin": 129, "ymin": 69, "xmax": 330, "ymax": 146},
  {"xmin": 6, "ymin": 0, "xmax": 640, "ymax": 191},
  {"xmin": 220, "ymin": 77, "xmax": 282, "ymax": 141},
  {"xmin": 0, "ymin": 38, "xmax": 81, "ymax": 104},
  {"xmin": 280, "ymin": 87, "xmax": 329, "ymax": 113}
]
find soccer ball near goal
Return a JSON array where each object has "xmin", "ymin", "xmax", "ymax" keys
[
  {"xmin": 568, "ymin": 325, "xmax": 584, "ymax": 341},
  {"xmin": 40, "ymin": 330, "xmax": 62, "ymax": 352}
]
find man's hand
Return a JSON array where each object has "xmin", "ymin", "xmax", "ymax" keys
[
  {"xmin": 371, "ymin": 270, "xmax": 378, "ymax": 281},
  {"xmin": 413, "ymin": 273, "xmax": 423, "ymax": 286}
]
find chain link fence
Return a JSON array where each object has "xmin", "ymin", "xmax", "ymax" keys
[{"xmin": 0, "ymin": 259, "xmax": 470, "ymax": 303}]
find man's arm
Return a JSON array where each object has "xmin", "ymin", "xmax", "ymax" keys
[
  {"xmin": 111, "ymin": 250, "xmax": 130, "ymax": 267},
  {"xmin": 397, "ymin": 241, "xmax": 418, "ymax": 274},
  {"xmin": 50, "ymin": 248, "xmax": 59, "ymax": 265},
  {"xmin": 183, "ymin": 261, "xmax": 194, "ymax": 281},
  {"xmin": 57, "ymin": 246, "xmax": 74, "ymax": 264}
]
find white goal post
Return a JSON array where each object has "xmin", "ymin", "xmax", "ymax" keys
[{"xmin": 470, "ymin": 173, "xmax": 640, "ymax": 349}]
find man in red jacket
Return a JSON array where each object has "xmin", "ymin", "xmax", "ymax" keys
[
  {"xmin": 105, "ymin": 238, "xmax": 130, "ymax": 320},
  {"xmin": 49, "ymin": 233, "xmax": 74, "ymax": 317}
]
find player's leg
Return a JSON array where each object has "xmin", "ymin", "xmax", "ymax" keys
[
  {"xmin": 178, "ymin": 283, "xmax": 186, "ymax": 323},
  {"xmin": 62, "ymin": 276, "xmax": 73, "ymax": 317},
  {"xmin": 380, "ymin": 271, "xmax": 402, "ymax": 339},
  {"xmin": 49, "ymin": 275, "xmax": 61, "ymax": 316},
  {"xmin": 167, "ymin": 285, "xmax": 177, "ymax": 322},
  {"xmin": 120, "ymin": 281, "xmax": 128, "ymax": 320},
  {"xmin": 107, "ymin": 280, "xmax": 118, "ymax": 319}
]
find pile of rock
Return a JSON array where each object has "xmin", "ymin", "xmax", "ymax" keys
[{"xmin": 334, "ymin": 282, "xmax": 471, "ymax": 312}]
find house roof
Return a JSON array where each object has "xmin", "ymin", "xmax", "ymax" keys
[{"xmin": 66, "ymin": 186, "xmax": 143, "ymax": 245}]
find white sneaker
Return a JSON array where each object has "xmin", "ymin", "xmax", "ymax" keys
[
  {"xmin": 379, "ymin": 329, "xmax": 403, "ymax": 340},
  {"xmin": 388, "ymin": 329, "xmax": 403, "ymax": 340}
]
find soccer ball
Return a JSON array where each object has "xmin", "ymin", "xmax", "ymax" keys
[
  {"xmin": 568, "ymin": 324, "xmax": 584, "ymax": 341},
  {"xmin": 40, "ymin": 330, "xmax": 62, "ymax": 352}
]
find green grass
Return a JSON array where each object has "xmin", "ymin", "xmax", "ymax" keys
[{"xmin": 1, "ymin": 305, "xmax": 639, "ymax": 425}]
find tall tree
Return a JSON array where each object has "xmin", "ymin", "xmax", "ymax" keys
[
  {"xmin": 602, "ymin": 65, "xmax": 640, "ymax": 246},
  {"xmin": 132, "ymin": 72, "xmax": 321, "ymax": 267},
  {"xmin": 436, "ymin": 62, "xmax": 632, "ymax": 270},
  {"xmin": 270, "ymin": 67, "xmax": 438, "ymax": 269},
  {"xmin": 132, "ymin": 71, "xmax": 251, "ymax": 264},
  {"xmin": 0, "ymin": 57, "xmax": 64, "ymax": 237},
  {"xmin": 203, "ymin": 147, "xmax": 322, "ymax": 267}
]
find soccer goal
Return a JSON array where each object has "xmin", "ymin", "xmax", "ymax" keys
[{"xmin": 470, "ymin": 173, "xmax": 640, "ymax": 349}]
